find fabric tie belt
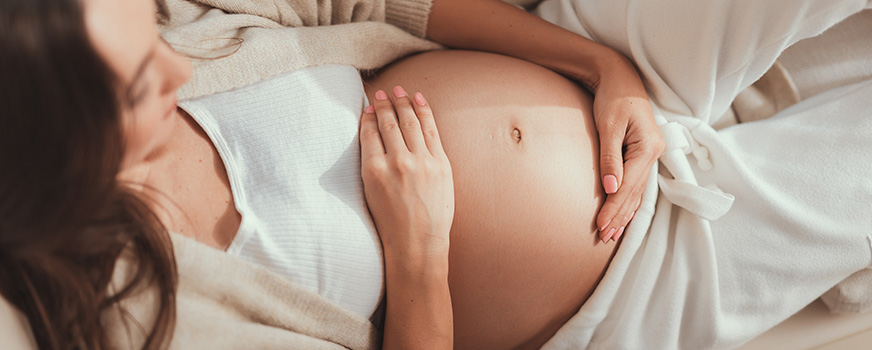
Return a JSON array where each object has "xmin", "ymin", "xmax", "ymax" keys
[{"xmin": 656, "ymin": 117, "xmax": 735, "ymax": 221}]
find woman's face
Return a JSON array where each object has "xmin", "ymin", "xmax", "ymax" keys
[{"xmin": 85, "ymin": 0, "xmax": 192, "ymax": 169}]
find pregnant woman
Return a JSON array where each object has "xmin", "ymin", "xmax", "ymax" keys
[
  {"xmin": 0, "ymin": 0, "xmax": 663, "ymax": 349},
  {"xmin": 365, "ymin": 50, "xmax": 611, "ymax": 349}
]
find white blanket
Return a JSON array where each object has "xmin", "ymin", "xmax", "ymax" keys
[{"xmin": 535, "ymin": 0, "xmax": 872, "ymax": 348}]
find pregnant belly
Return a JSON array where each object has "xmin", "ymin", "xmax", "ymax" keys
[{"xmin": 365, "ymin": 50, "xmax": 617, "ymax": 349}]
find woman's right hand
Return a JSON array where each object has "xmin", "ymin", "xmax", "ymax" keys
[
  {"xmin": 360, "ymin": 86, "xmax": 455, "ymax": 350},
  {"xmin": 360, "ymin": 86, "xmax": 455, "ymax": 267},
  {"xmin": 590, "ymin": 55, "xmax": 665, "ymax": 243}
]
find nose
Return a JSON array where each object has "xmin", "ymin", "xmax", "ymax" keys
[{"xmin": 157, "ymin": 41, "xmax": 192, "ymax": 95}]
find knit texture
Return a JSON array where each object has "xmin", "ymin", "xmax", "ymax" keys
[
  {"xmin": 103, "ymin": 0, "xmax": 445, "ymax": 347},
  {"xmin": 161, "ymin": 0, "xmax": 442, "ymax": 100},
  {"xmin": 105, "ymin": 234, "xmax": 380, "ymax": 349}
]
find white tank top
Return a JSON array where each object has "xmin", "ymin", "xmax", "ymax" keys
[{"xmin": 178, "ymin": 65, "xmax": 383, "ymax": 319}]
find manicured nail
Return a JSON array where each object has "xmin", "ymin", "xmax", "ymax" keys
[
  {"xmin": 365, "ymin": 105, "xmax": 374, "ymax": 113},
  {"xmin": 375, "ymin": 90, "xmax": 388, "ymax": 101},
  {"xmin": 599, "ymin": 219, "xmax": 612, "ymax": 232},
  {"xmin": 393, "ymin": 86, "xmax": 407, "ymax": 98},
  {"xmin": 414, "ymin": 92, "xmax": 427, "ymax": 106},
  {"xmin": 602, "ymin": 228, "xmax": 616, "ymax": 243},
  {"xmin": 603, "ymin": 175, "xmax": 618, "ymax": 194},
  {"xmin": 613, "ymin": 226, "xmax": 625, "ymax": 241}
]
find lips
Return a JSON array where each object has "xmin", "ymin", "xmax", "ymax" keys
[{"xmin": 163, "ymin": 97, "xmax": 178, "ymax": 120}]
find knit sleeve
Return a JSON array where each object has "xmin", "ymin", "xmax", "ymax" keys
[
  {"xmin": 170, "ymin": 0, "xmax": 434, "ymax": 37},
  {"xmin": 384, "ymin": 0, "xmax": 434, "ymax": 38}
]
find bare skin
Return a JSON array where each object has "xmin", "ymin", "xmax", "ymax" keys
[
  {"xmin": 115, "ymin": 45, "xmax": 618, "ymax": 349},
  {"xmin": 118, "ymin": 46, "xmax": 618, "ymax": 349},
  {"xmin": 86, "ymin": 0, "xmax": 240, "ymax": 249},
  {"xmin": 121, "ymin": 111, "xmax": 241, "ymax": 249},
  {"xmin": 366, "ymin": 50, "xmax": 618, "ymax": 349},
  {"xmin": 87, "ymin": 0, "xmax": 618, "ymax": 347}
]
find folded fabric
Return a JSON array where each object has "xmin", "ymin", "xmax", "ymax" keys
[
  {"xmin": 104, "ymin": 0, "xmax": 446, "ymax": 347},
  {"xmin": 161, "ymin": 0, "xmax": 441, "ymax": 100},
  {"xmin": 104, "ymin": 233, "xmax": 380, "ymax": 349},
  {"xmin": 822, "ymin": 266, "xmax": 872, "ymax": 314},
  {"xmin": 740, "ymin": 10, "xmax": 872, "ymax": 315},
  {"xmin": 536, "ymin": 1, "xmax": 872, "ymax": 349}
]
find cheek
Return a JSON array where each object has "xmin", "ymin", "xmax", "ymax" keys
[
  {"xmin": 121, "ymin": 111, "xmax": 153, "ymax": 163},
  {"xmin": 120, "ymin": 107, "xmax": 175, "ymax": 165}
]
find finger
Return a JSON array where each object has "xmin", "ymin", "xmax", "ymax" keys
[
  {"xmin": 598, "ymin": 118, "xmax": 665, "ymax": 238},
  {"xmin": 391, "ymin": 86, "xmax": 426, "ymax": 153},
  {"xmin": 410, "ymin": 92, "xmax": 446, "ymax": 157},
  {"xmin": 597, "ymin": 117, "xmax": 627, "ymax": 195},
  {"xmin": 372, "ymin": 89, "xmax": 407, "ymax": 154},
  {"xmin": 613, "ymin": 199, "xmax": 640, "ymax": 242},
  {"xmin": 359, "ymin": 105, "xmax": 385, "ymax": 161},
  {"xmin": 597, "ymin": 174, "xmax": 642, "ymax": 239},
  {"xmin": 598, "ymin": 190, "xmax": 637, "ymax": 243},
  {"xmin": 597, "ymin": 150, "xmax": 654, "ymax": 242}
]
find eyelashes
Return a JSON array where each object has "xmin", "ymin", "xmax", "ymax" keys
[{"xmin": 127, "ymin": 83, "xmax": 150, "ymax": 108}]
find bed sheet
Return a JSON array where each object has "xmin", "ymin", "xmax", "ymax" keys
[{"xmin": 740, "ymin": 299, "xmax": 872, "ymax": 350}]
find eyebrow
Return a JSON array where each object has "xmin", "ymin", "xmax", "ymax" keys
[{"xmin": 125, "ymin": 45, "xmax": 158, "ymax": 99}]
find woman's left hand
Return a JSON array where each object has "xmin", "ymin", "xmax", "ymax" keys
[
  {"xmin": 360, "ymin": 86, "xmax": 455, "ymax": 350},
  {"xmin": 589, "ymin": 55, "xmax": 665, "ymax": 243},
  {"xmin": 359, "ymin": 86, "xmax": 455, "ymax": 265}
]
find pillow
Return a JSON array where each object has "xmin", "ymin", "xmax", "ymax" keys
[{"xmin": 821, "ymin": 267, "xmax": 872, "ymax": 314}]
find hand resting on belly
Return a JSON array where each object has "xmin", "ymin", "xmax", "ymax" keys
[{"xmin": 365, "ymin": 50, "xmax": 620, "ymax": 350}]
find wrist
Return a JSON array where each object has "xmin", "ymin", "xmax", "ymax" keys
[
  {"xmin": 380, "ymin": 226, "xmax": 451, "ymax": 263},
  {"xmin": 550, "ymin": 42, "xmax": 635, "ymax": 92},
  {"xmin": 384, "ymin": 247, "xmax": 450, "ymax": 281}
]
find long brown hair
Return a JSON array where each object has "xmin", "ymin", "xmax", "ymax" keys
[{"xmin": 0, "ymin": 0, "xmax": 177, "ymax": 348}]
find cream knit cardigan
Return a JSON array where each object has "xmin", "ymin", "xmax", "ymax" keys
[
  {"xmin": 161, "ymin": 0, "xmax": 441, "ymax": 100},
  {"xmin": 106, "ymin": 0, "xmax": 442, "ymax": 348}
]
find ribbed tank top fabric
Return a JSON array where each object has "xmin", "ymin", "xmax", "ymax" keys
[{"xmin": 178, "ymin": 65, "xmax": 383, "ymax": 319}]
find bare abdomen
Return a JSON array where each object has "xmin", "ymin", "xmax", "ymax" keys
[{"xmin": 366, "ymin": 50, "xmax": 616, "ymax": 349}]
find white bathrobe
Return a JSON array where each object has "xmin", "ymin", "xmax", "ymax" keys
[{"xmin": 534, "ymin": 0, "xmax": 872, "ymax": 349}]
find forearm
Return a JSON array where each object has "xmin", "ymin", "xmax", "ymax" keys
[
  {"xmin": 362, "ymin": 86, "xmax": 455, "ymax": 349},
  {"xmin": 426, "ymin": 0, "xmax": 625, "ymax": 88},
  {"xmin": 382, "ymin": 252, "xmax": 453, "ymax": 350},
  {"xmin": 427, "ymin": 1, "xmax": 662, "ymax": 242}
]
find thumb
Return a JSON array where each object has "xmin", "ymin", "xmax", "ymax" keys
[{"xmin": 599, "ymin": 126, "xmax": 625, "ymax": 195}]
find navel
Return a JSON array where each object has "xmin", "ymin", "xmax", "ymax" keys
[{"xmin": 511, "ymin": 128, "xmax": 522, "ymax": 143}]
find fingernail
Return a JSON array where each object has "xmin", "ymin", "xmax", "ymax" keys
[
  {"xmin": 365, "ymin": 105, "xmax": 374, "ymax": 113},
  {"xmin": 613, "ymin": 226, "xmax": 625, "ymax": 241},
  {"xmin": 375, "ymin": 90, "xmax": 388, "ymax": 101},
  {"xmin": 629, "ymin": 211, "xmax": 636, "ymax": 221},
  {"xmin": 393, "ymin": 86, "xmax": 407, "ymax": 98},
  {"xmin": 414, "ymin": 92, "xmax": 427, "ymax": 106},
  {"xmin": 602, "ymin": 228, "xmax": 616, "ymax": 243},
  {"xmin": 599, "ymin": 219, "xmax": 612, "ymax": 232},
  {"xmin": 603, "ymin": 175, "xmax": 618, "ymax": 194}
]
